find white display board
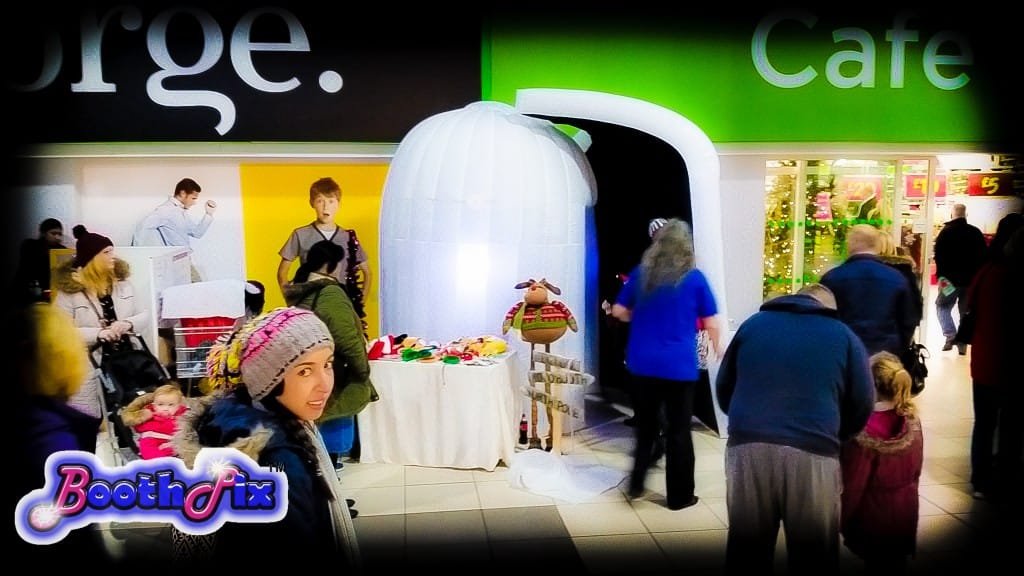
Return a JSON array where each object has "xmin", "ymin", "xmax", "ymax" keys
[{"xmin": 113, "ymin": 247, "xmax": 193, "ymax": 351}]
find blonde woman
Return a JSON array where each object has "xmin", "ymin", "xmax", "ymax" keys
[
  {"xmin": 54, "ymin": 225, "xmax": 146, "ymax": 418},
  {"xmin": 877, "ymin": 229, "xmax": 924, "ymax": 339}
]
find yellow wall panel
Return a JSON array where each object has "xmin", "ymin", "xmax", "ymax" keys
[{"xmin": 239, "ymin": 164, "xmax": 387, "ymax": 339}]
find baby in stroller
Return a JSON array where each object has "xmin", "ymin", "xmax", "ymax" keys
[{"xmin": 119, "ymin": 383, "xmax": 188, "ymax": 459}]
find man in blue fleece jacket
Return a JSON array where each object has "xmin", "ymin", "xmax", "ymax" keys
[
  {"xmin": 716, "ymin": 283, "xmax": 874, "ymax": 576},
  {"xmin": 820, "ymin": 224, "xmax": 919, "ymax": 356}
]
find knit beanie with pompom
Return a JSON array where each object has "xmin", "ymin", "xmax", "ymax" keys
[
  {"xmin": 72, "ymin": 225, "xmax": 113, "ymax": 268},
  {"xmin": 206, "ymin": 307, "xmax": 333, "ymax": 401}
]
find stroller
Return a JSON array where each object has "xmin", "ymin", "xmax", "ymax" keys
[{"xmin": 91, "ymin": 332, "xmax": 171, "ymax": 461}]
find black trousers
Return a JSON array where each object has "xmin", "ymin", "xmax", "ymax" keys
[
  {"xmin": 971, "ymin": 381, "xmax": 1022, "ymax": 495},
  {"xmin": 628, "ymin": 373, "xmax": 696, "ymax": 507}
]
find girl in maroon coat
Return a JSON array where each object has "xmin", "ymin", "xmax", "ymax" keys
[{"xmin": 840, "ymin": 351, "xmax": 924, "ymax": 573}]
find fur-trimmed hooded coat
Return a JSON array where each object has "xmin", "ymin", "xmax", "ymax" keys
[
  {"xmin": 840, "ymin": 409, "xmax": 924, "ymax": 559},
  {"xmin": 53, "ymin": 258, "xmax": 147, "ymax": 419},
  {"xmin": 119, "ymin": 391, "xmax": 190, "ymax": 459},
  {"xmin": 879, "ymin": 253, "xmax": 924, "ymax": 347},
  {"xmin": 171, "ymin": 391, "xmax": 360, "ymax": 567}
]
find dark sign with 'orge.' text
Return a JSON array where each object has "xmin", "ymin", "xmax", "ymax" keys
[{"xmin": 3, "ymin": 2, "xmax": 482, "ymax": 144}]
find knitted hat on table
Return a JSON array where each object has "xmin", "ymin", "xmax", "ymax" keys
[
  {"xmin": 72, "ymin": 225, "xmax": 114, "ymax": 267},
  {"xmin": 206, "ymin": 307, "xmax": 333, "ymax": 402}
]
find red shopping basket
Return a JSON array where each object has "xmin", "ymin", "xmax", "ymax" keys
[{"xmin": 179, "ymin": 316, "xmax": 236, "ymax": 347}]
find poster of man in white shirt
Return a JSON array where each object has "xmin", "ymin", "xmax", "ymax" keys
[{"xmin": 132, "ymin": 178, "xmax": 217, "ymax": 281}]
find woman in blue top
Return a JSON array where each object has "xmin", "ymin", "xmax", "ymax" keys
[{"xmin": 612, "ymin": 219, "xmax": 721, "ymax": 510}]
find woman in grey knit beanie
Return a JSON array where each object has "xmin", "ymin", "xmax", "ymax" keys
[{"xmin": 171, "ymin": 307, "xmax": 360, "ymax": 569}]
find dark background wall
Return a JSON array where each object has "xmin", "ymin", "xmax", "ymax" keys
[{"xmin": 542, "ymin": 119, "xmax": 688, "ymax": 401}]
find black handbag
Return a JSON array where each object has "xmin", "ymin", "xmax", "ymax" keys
[{"xmin": 900, "ymin": 342, "xmax": 929, "ymax": 396}]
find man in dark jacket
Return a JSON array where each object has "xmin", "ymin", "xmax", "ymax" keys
[
  {"xmin": 716, "ymin": 283, "xmax": 874, "ymax": 576},
  {"xmin": 13, "ymin": 218, "xmax": 66, "ymax": 304},
  {"xmin": 933, "ymin": 203, "xmax": 987, "ymax": 353},
  {"xmin": 821, "ymin": 224, "xmax": 919, "ymax": 356}
]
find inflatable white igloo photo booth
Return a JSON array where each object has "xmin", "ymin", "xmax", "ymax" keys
[{"xmin": 379, "ymin": 101, "xmax": 597, "ymax": 400}]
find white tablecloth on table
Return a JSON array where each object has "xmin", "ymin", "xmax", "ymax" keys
[{"xmin": 359, "ymin": 352, "xmax": 519, "ymax": 471}]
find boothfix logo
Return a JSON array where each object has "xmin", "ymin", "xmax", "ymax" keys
[{"xmin": 15, "ymin": 448, "xmax": 287, "ymax": 545}]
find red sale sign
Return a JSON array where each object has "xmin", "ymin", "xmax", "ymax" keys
[
  {"xmin": 905, "ymin": 174, "xmax": 947, "ymax": 198},
  {"xmin": 967, "ymin": 173, "xmax": 1012, "ymax": 196}
]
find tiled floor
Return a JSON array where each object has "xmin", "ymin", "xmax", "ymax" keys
[
  {"xmin": 97, "ymin": 302, "xmax": 1016, "ymax": 574},
  {"xmin": 338, "ymin": 303, "xmax": 1015, "ymax": 574}
]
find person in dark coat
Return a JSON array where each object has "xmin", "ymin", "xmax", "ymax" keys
[
  {"xmin": 877, "ymin": 232, "xmax": 923, "ymax": 332},
  {"xmin": 933, "ymin": 203, "xmax": 987, "ymax": 353},
  {"xmin": 821, "ymin": 224, "xmax": 918, "ymax": 356},
  {"xmin": 284, "ymin": 240, "xmax": 377, "ymax": 473},
  {"xmin": 716, "ymin": 283, "xmax": 874, "ymax": 576},
  {"xmin": 840, "ymin": 351, "xmax": 924, "ymax": 574},
  {"xmin": 10, "ymin": 302, "xmax": 108, "ymax": 568},
  {"xmin": 961, "ymin": 212, "xmax": 1023, "ymax": 499},
  {"xmin": 13, "ymin": 218, "xmax": 66, "ymax": 304}
]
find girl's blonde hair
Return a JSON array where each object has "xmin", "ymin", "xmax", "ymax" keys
[
  {"xmin": 79, "ymin": 253, "xmax": 116, "ymax": 297},
  {"xmin": 153, "ymin": 382, "xmax": 183, "ymax": 402},
  {"xmin": 876, "ymin": 230, "xmax": 898, "ymax": 256},
  {"xmin": 870, "ymin": 351, "xmax": 916, "ymax": 416}
]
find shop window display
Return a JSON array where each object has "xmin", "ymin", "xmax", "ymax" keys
[
  {"xmin": 898, "ymin": 159, "xmax": 936, "ymax": 276},
  {"xmin": 763, "ymin": 162, "xmax": 797, "ymax": 300},
  {"xmin": 764, "ymin": 154, "xmax": 1021, "ymax": 306},
  {"xmin": 763, "ymin": 159, "xmax": 896, "ymax": 300}
]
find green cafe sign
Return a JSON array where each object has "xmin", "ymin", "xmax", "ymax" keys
[
  {"xmin": 486, "ymin": 10, "xmax": 1008, "ymax": 145},
  {"xmin": 752, "ymin": 11, "xmax": 971, "ymax": 90}
]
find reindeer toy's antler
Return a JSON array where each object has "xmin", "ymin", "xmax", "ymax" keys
[
  {"xmin": 538, "ymin": 278, "xmax": 561, "ymax": 296},
  {"xmin": 513, "ymin": 278, "xmax": 537, "ymax": 290}
]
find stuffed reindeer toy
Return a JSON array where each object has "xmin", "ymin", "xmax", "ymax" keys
[{"xmin": 503, "ymin": 278, "xmax": 577, "ymax": 450}]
